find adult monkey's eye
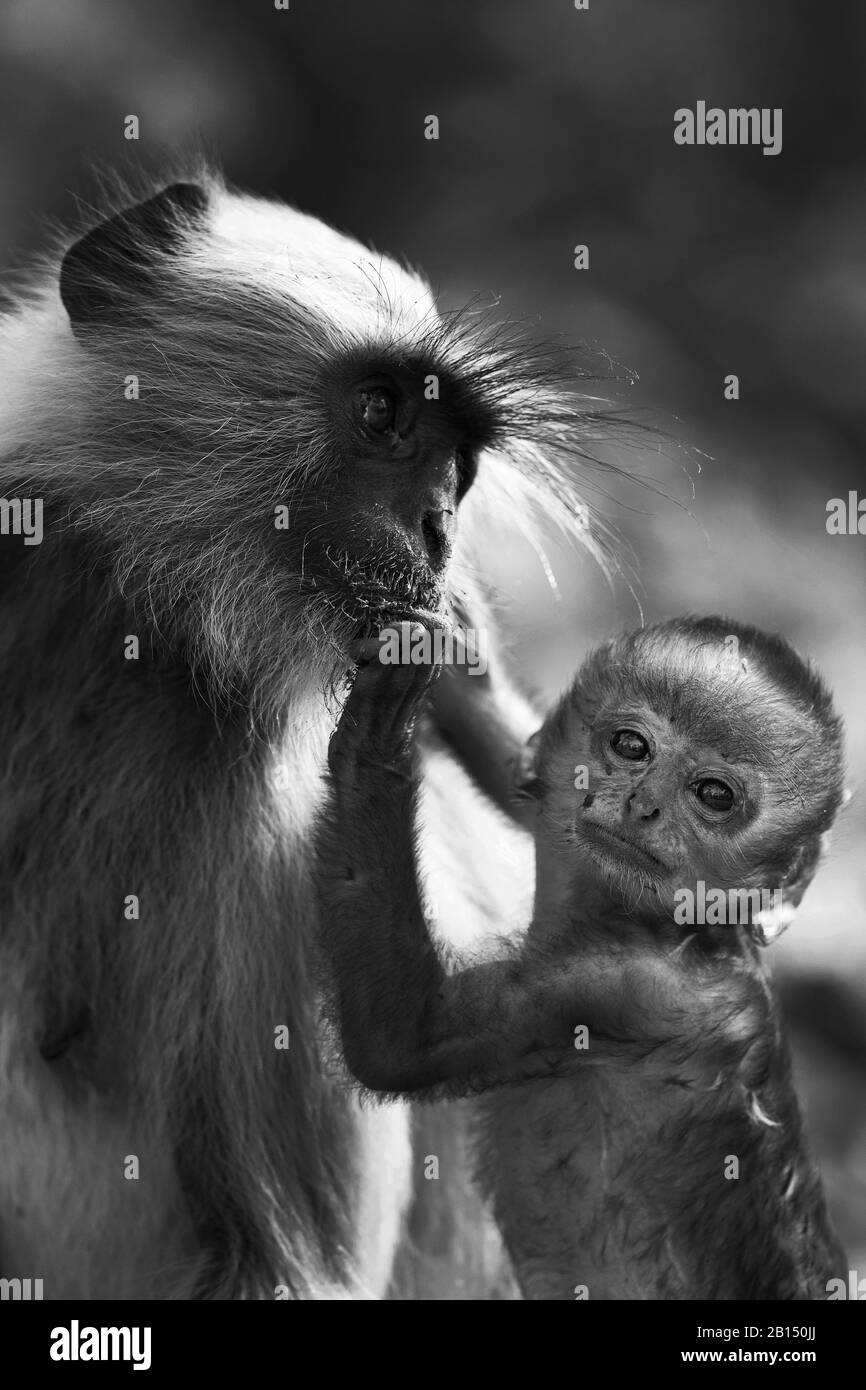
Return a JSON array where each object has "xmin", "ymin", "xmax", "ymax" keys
[
  {"xmin": 357, "ymin": 387, "xmax": 396, "ymax": 435},
  {"xmin": 610, "ymin": 729, "xmax": 649, "ymax": 761},
  {"xmin": 694, "ymin": 779, "xmax": 735, "ymax": 813}
]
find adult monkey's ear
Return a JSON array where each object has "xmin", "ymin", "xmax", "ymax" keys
[
  {"xmin": 60, "ymin": 182, "xmax": 209, "ymax": 335},
  {"xmin": 513, "ymin": 728, "xmax": 544, "ymax": 800}
]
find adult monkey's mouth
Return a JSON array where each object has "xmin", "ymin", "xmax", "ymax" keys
[
  {"xmin": 357, "ymin": 585, "xmax": 449, "ymax": 639},
  {"xmin": 301, "ymin": 554, "xmax": 447, "ymax": 638}
]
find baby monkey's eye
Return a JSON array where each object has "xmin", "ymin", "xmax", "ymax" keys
[
  {"xmin": 693, "ymin": 778, "xmax": 735, "ymax": 813},
  {"xmin": 610, "ymin": 729, "xmax": 649, "ymax": 761},
  {"xmin": 357, "ymin": 387, "xmax": 396, "ymax": 435}
]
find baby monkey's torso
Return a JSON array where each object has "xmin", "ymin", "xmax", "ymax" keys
[{"xmin": 482, "ymin": 910, "xmax": 806, "ymax": 1301}]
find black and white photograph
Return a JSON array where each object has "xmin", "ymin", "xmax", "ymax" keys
[{"xmin": 0, "ymin": 0, "xmax": 864, "ymax": 1354}]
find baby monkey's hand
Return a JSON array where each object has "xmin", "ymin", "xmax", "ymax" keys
[{"xmin": 328, "ymin": 623, "xmax": 443, "ymax": 781}]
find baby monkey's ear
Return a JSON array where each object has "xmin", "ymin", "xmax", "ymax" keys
[
  {"xmin": 751, "ymin": 833, "xmax": 825, "ymax": 947},
  {"xmin": 750, "ymin": 899, "xmax": 797, "ymax": 948},
  {"xmin": 754, "ymin": 792, "xmax": 851, "ymax": 948},
  {"xmin": 514, "ymin": 728, "xmax": 544, "ymax": 800}
]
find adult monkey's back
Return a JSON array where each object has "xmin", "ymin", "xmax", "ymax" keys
[{"xmin": 0, "ymin": 171, "xmax": 617, "ymax": 1299}]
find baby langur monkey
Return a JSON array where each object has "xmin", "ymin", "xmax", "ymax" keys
[{"xmin": 317, "ymin": 615, "xmax": 847, "ymax": 1299}]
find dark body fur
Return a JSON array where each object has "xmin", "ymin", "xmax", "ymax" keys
[
  {"xmin": 0, "ymin": 460, "xmax": 533, "ymax": 1299},
  {"xmin": 479, "ymin": 914, "xmax": 845, "ymax": 1300}
]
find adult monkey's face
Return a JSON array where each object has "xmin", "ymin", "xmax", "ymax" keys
[
  {"xmin": 307, "ymin": 353, "xmax": 489, "ymax": 633},
  {"xmin": 55, "ymin": 174, "xmax": 608, "ymax": 712}
]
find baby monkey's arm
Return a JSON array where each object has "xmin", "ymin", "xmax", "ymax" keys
[{"xmin": 317, "ymin": 640, "xmax": 611, "ymax": 1094}]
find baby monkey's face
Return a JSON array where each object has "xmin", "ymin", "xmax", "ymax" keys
[
  {"xmin": 529, "ymin": 694, "xmax": 769, "ymax": 920},
  {"xmin": 518, "ymin": 622, "xmax": 842, "ymax": 932}
]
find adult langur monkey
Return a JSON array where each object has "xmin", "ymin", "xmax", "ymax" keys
[{"xmin": 0, "ymin": 171, "xmax": 633, "ymax": 1299}]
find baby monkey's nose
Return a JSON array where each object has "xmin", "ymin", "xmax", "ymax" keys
[{"xmin": 626, "ymin": 788, "xmax": 662, "ymax": 822}]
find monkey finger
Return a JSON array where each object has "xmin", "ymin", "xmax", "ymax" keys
[
  {"xmin": 377, "ymin": 659, "xmax": 443, "ymax": 744},
  {"xmin": 330, "ymin": 638, "xmax": 440, "ymax": 770},
  {"xmin": 350, "ymin": 625, "xmax": 443, "ymax": 685},
  {"xmin": 338, "ymin": 658, "xmax": 441, "ymax": 762},
  {"xmin": 348, "ymin": 619, "xmax": 448, "ymax": 670},
  {"xmin": 351, "ymin": 655, "xmax": 440, "ymax": 717}
]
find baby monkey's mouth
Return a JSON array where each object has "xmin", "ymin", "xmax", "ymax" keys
[{"xmin": 574, "ymin": 817, "xmax": 675, "ymax": 878}]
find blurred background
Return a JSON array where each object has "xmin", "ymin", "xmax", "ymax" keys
[{"xmin": 1, "ymin": 0, "xmax": 864, "ymax": 1276}]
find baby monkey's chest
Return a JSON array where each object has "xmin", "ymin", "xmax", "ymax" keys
[{"xmin": 482, "ymin": 1066, "xmax": 696, "ymax": 1300}]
